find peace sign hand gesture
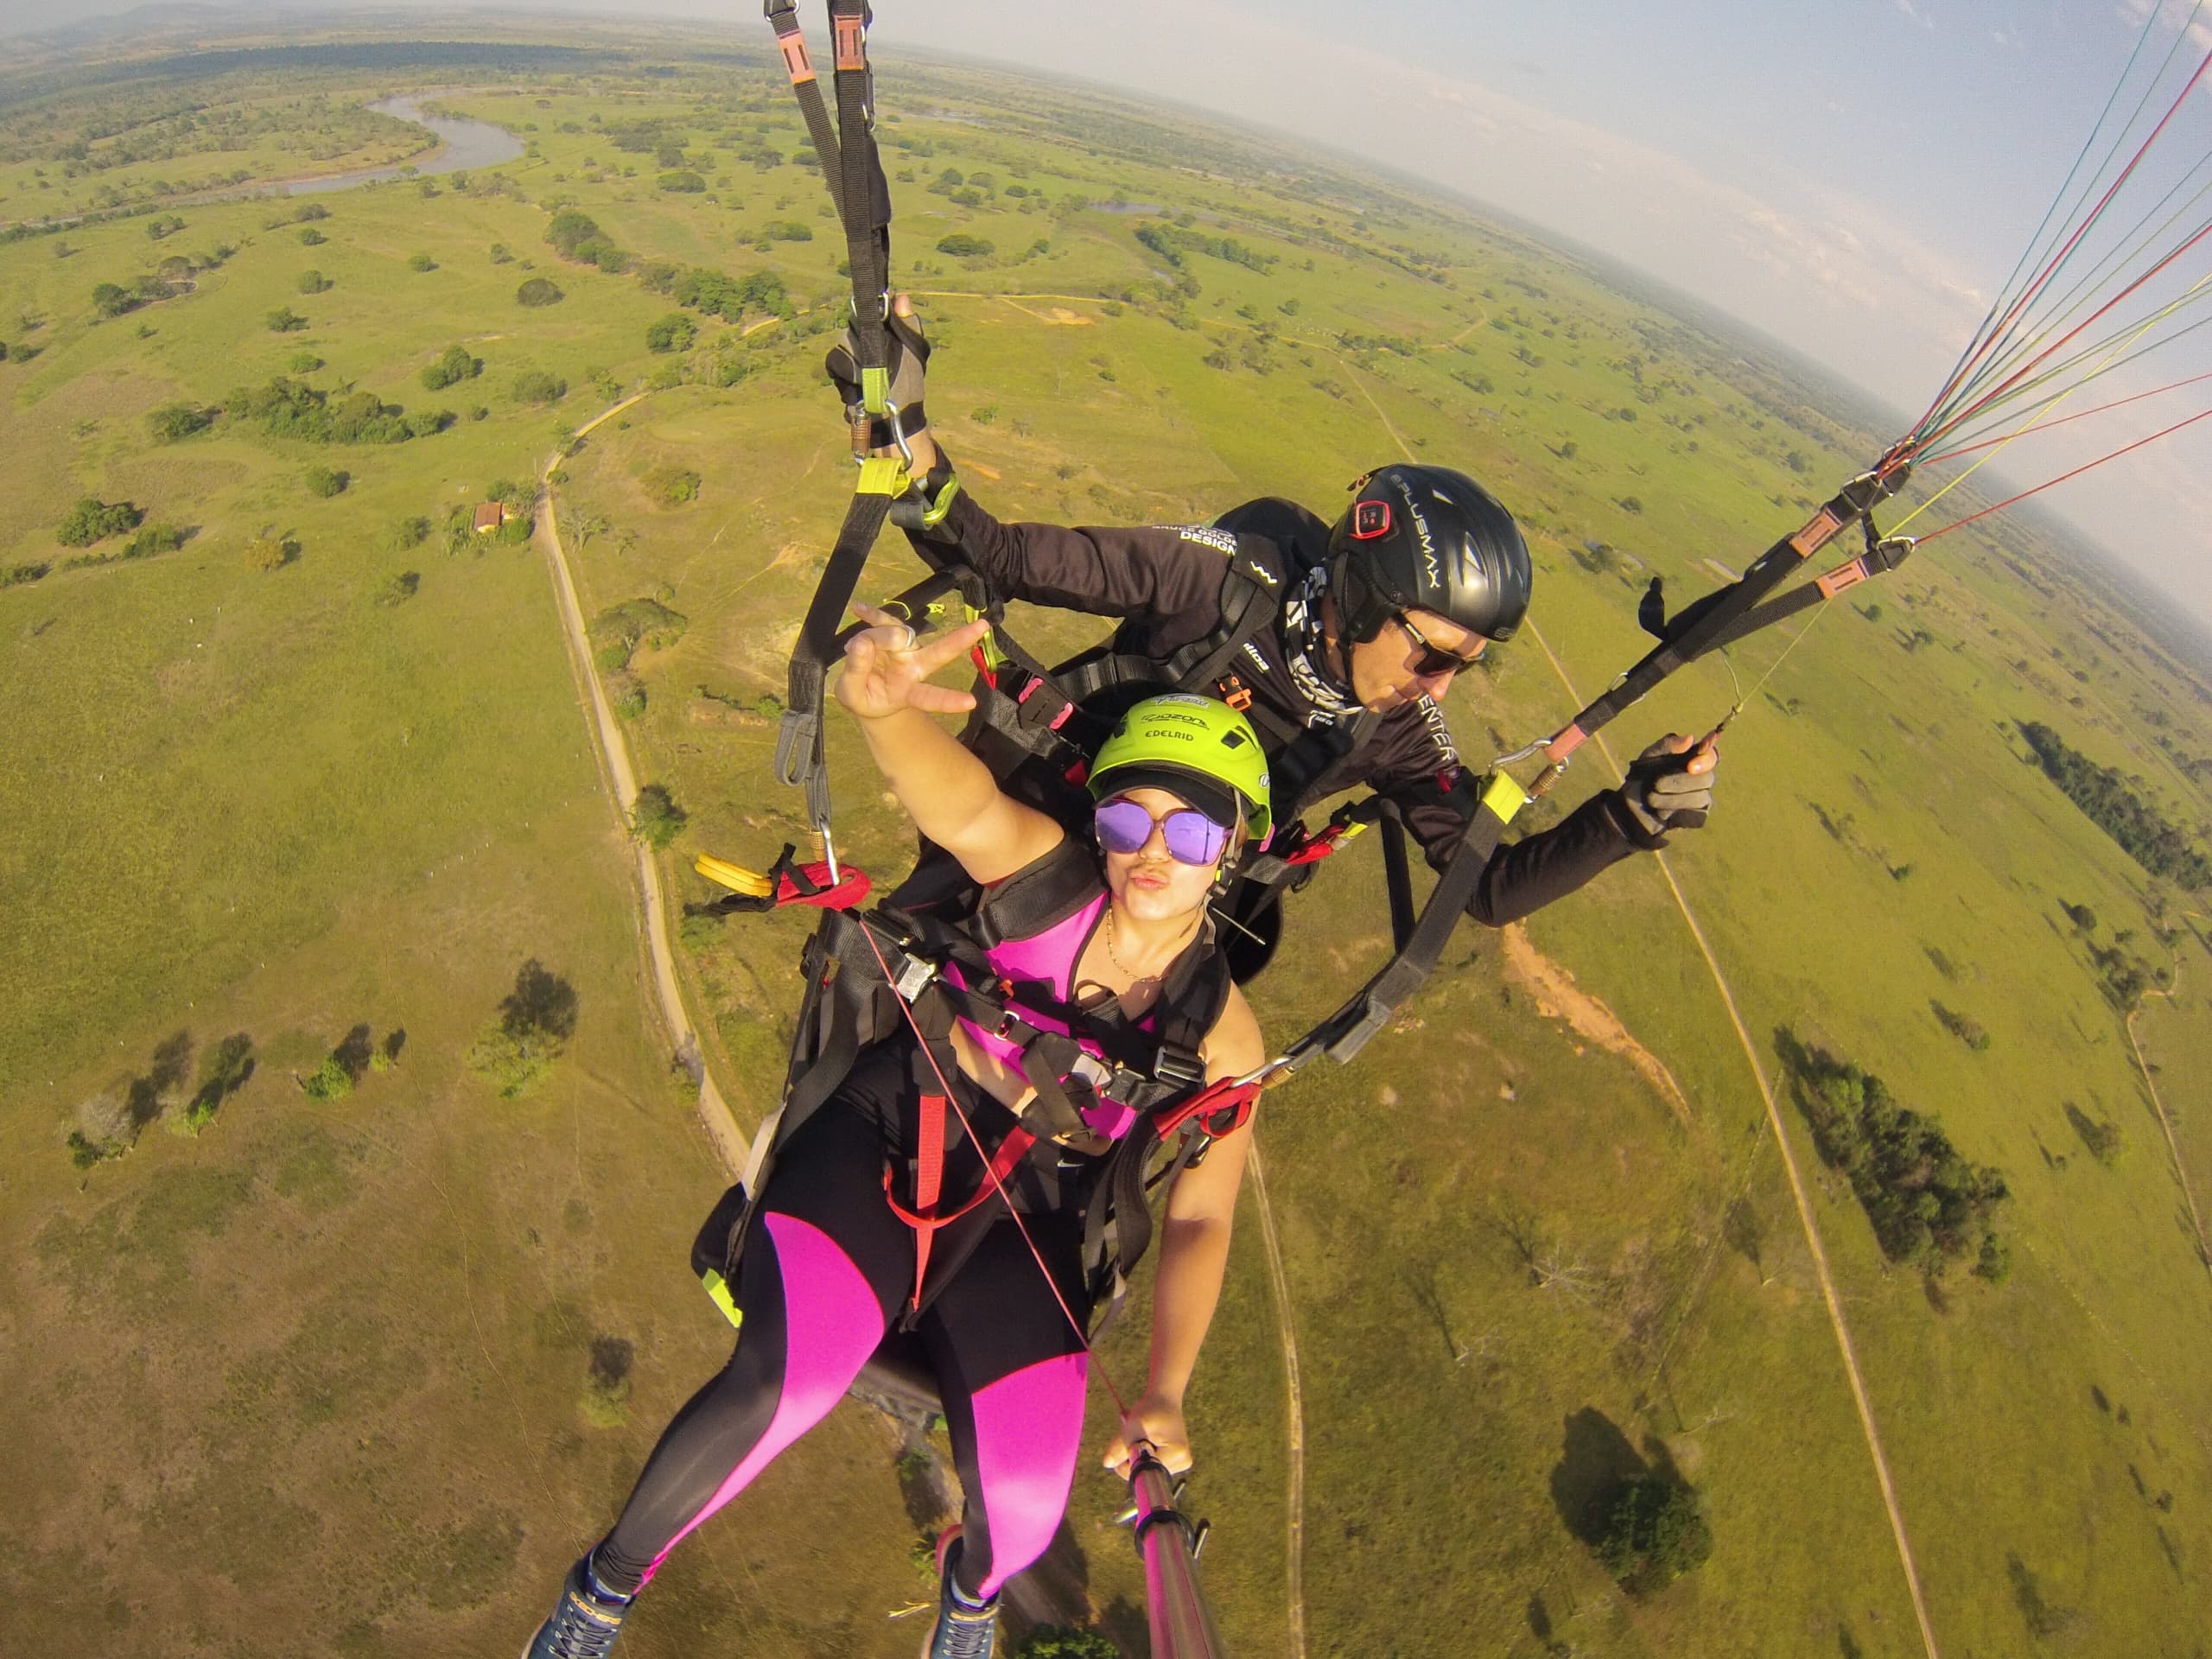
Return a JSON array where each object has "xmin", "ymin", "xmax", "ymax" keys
[{"xmin": 832, "ymin": 602, "xmax": 990, "ymax": 723}]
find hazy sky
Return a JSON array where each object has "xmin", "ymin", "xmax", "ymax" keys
[{"xmin": 7, "ymin": 0, "xmax": 2211, "ymax": 625}]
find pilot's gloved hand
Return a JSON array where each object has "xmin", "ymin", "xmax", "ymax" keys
[
  {"xmin": 1618, "ymin": 733, "xmax": 1719, "ymax": 844},
  {"xmin": 825, "ymin": 290, "xmax": 930, "ymax": 449}
]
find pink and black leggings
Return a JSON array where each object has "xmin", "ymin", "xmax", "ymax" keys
[{"xmin": 586, "ymin": 1048, "xmax": 1092, "ymax": 1605}]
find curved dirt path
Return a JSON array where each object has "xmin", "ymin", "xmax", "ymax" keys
[{"xmin": 536, "ymin": 394, "xmax": 750, "ymax": 1179}]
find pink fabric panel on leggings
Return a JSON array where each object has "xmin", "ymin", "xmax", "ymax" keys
[
  {"xmin": 965, "ymin": 1351, "xmax": 1090, "ymax": 1597},
  {"xmin": 646, "ymin": 1211, "xmax": 884, "ymax": 1574}
]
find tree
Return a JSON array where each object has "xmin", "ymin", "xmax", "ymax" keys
[
  {"xmin": 936, "ymin": 232, "xmax": 995, "ymax": 258},
  {"xmin": 267, "ymin": 306, "xmax": 308, "ymax": 333},
  {"xmin": 544, "ymin": 209, "xmax": 603, "ymax": 258},
  {"xmin": 407, "ymin": 251, "xmax": 437, "ymax": 272},
  {"xmin": 148, "ymin": 401, "xmax": 211, "ymax": 442},
  {"xmin": 467, "ymin": 959, "xmax": 579, "ymax": 1099},
  {"xmin": 516, "ymin": 277, "xmax": 564, "ymax": 308},
  {"xmin": 631, "ymin": 784, "xmax": 688, "ymax": 849},
  {"xmin": 242, "ymin": 528, "xmax": 300, "ymax": 571},
  {"xmin": 645, "ymin": 313, "xmax": 696, "ymax": 353},
  {"xmin": 177, "ymin": 1033, "xmax": 254, "ymax": 1133},
  {"xmin": 1596, "ymin": 1474, "xmax": 1712, "ymax": 1595},
  {"xmin": 56, "ymin": 497, "xmax": 143, "ymax": 547},
  {"xmin": 512, "ymin": 370, "xmax": 568, "ymax": 405},
  {"xmin": 304, "ymin": 465, "xmax": 350, "ymax": 498},
  {"xmin": 658, "ymin": 169, "xmax": 707, "ymax": 193},
  {"xmin": 422, "ymin": 343, "xmax": 484, "ymax": 391},
  {"xmin": 296, "ymin": 269, "xmax": 331, "ymax": 294},
  {"xmin": 297, "ymin": 226, "xmax": 327, "ymax": 246},
  {"xmin": 299, "ymin": 1055, "xmax": 353, "ymax": 1102}
]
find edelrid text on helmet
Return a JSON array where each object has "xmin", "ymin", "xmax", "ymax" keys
[
  {"xmin": 1326, "ymin": 464, "xmax": 1534, "ymax": 646},
  {"xmin": 1089, "ymin": 694, "xmax": 1273, "ymax": 842}
]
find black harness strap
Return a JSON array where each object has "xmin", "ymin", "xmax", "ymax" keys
[
  {"xmin": 1542, "ymin": 469, "xmax": 1903, "ymax": 772},
  {"xmin": 1644, "ymin": 524, "xmax": 1916, "ymax": 658},
  {"xmin": 763, "ymin": 0, "xmax": 846, "ymax": 221}
]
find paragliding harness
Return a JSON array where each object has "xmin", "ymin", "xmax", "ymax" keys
[{"xmin": 690, "ymin": 839, "xmax": 1265, "ymax": 1339}]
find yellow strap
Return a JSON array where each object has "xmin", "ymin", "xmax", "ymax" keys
[
  {"xmin": 855, "ymin": 455, "xmax": 911, "ymax": 497},
  {"xmin": 1481, "ymin": 770, "xmax": 1529, "ymax": 824},
  {"xmin": 701, "ymin": 1268, "xmax": 744, "ymax": 1329}
]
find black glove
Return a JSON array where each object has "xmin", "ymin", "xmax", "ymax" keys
[
  {"xmin": 1618, "ymin": 734, "xmax": 1719, "ymax": 843},
  {"xmin": 825, "ymin": 298, "xmax": 930, "ymax": 449}
]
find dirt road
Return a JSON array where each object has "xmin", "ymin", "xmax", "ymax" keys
[{"xmin": 535, "ymin": 396, "xmax": 752, "ymax": 1179}]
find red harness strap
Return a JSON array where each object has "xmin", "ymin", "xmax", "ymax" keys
[
  {"xmin": 883, "ymin": 1096, "xmax": 1039, "ymax": 1313},
  {"xmin": 776, "ymin": 862, "xmax": 873, "ymax": 910},
  {"xmin": 1149, "ymin": 1074, "xmax": 1262, "ymax": 1142}
]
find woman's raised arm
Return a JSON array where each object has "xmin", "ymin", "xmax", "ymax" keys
[{"xmin": 834, "ymin": 605, "xmax": 1064, "ymax": 887}]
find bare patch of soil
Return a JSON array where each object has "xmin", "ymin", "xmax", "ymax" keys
[{"xmin": 1500, "ymin": 923, "xmax": 1692, "ymax": 1129}]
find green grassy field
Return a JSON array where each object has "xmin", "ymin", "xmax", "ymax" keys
[{"xmin": 4, "ymin": 22, "xmax": 2210, "ymax": 1658}]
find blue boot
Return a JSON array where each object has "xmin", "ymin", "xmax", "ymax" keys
[
  {"xmin": 920, "ymin": 1528, "xmax": 998, "ymax": 1659},
  {"xmin": 522, "ymin": 1555, "xmax": 631, "ymax": 1659}
]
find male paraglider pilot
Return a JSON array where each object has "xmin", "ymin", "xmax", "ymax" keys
[{"xmin": 827, "ymin": 296, "xmax": 1719, "ymax": 978}]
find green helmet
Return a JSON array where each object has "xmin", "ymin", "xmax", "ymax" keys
[{"xmin": 1089, "ymin": 693, "xmax": 1272, "ymax": 842}]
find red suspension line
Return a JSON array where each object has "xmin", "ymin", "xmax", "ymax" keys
[{"xmin": 1916, "ymin": 406, "xmax": 2212, "ymax": 543}]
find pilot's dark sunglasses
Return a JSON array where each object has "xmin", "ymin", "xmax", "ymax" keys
[{"xmin": 1396, "ymin": 613, "xmax": 1484, "ymax": 676}]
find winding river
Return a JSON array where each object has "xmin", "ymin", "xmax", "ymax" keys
[{"xmin": 278, "ymin": 95, "xmax": 524, "ymax": 195}]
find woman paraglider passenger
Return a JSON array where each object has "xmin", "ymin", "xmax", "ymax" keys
[{"xmin": 521, "ymin": 607, "xmax": 1271, "ymax": 1658}]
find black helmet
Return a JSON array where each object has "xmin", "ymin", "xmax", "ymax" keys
[{"xmin": 1326, "ymin": 464, "xmax": 1532, "ymax": 645}]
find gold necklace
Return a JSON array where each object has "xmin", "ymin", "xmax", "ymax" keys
[{"xmin": 1104, "ymin": 906, "xmax": 1192, "ymax": 983}]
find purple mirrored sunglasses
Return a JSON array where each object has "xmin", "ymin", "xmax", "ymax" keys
[{"xmin": 1093, "ymin": 796, "xmax": 1232, "ymax": 866}]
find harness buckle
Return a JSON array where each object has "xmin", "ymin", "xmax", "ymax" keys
[
  {"xmin": 1217, "ymin": 673, "xmax": 1254, "ymax": 712},
  {"xmin": 891, "ymin": 954, "xmax": 935, "ymax": 1001}
]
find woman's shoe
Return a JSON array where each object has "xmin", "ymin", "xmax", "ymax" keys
[
  {"xmin": 920, "ymin": 1528, "xmax": 999, "ymax": 1659},
  {"xmin": 522, "ymin": 1556, "xmax": 632, "ymax": 1659}
]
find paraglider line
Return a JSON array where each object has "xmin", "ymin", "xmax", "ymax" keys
[{"xmin": 1916, "ymin": 405, "xmax": 2212, "ymax": 543}]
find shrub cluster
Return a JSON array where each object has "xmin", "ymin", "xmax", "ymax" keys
[
  {"xmin": 1783, "ymin": 1033, "xmax": 2009, "ymax": 1280},
  {"xmin": 1135, "ymin": 220, "xmax": 1276, "ymax": 272},
  {"xmin": 148, "ymin": 401, "xmax": 212, "ymax": 441},
  {"xmin": 512, "ymin": 370, "xmax": 567, "ymax": 405},
  {"xmin": 56, "ymin": 497, "xmax": 143, "ymax": 547},
  {"xmin": 2018, "ymin": 720, "xmax": 2210, "ymax": 888},
  {"xmin": 664, "ymin": 265, "xmax": 788, "ymax": 323},
  {"xmin": 545, "ymin": 208, "xmax": 626, "ymax": 272},
  {"xmin": 226, "ymin": 378, "xmax": 450, "ymax": 444},
  {"xmin": 421, "ymin": 343, "xmax": 484, "ymax": 391},
  {"xmin": 589, "ymin": 596, "xmax": 689, "ymax": 673}
]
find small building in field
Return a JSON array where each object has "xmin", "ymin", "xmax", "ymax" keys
[{"xmin": 473, "ymin": 502, "xmax": 508, "ymax": 534}]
